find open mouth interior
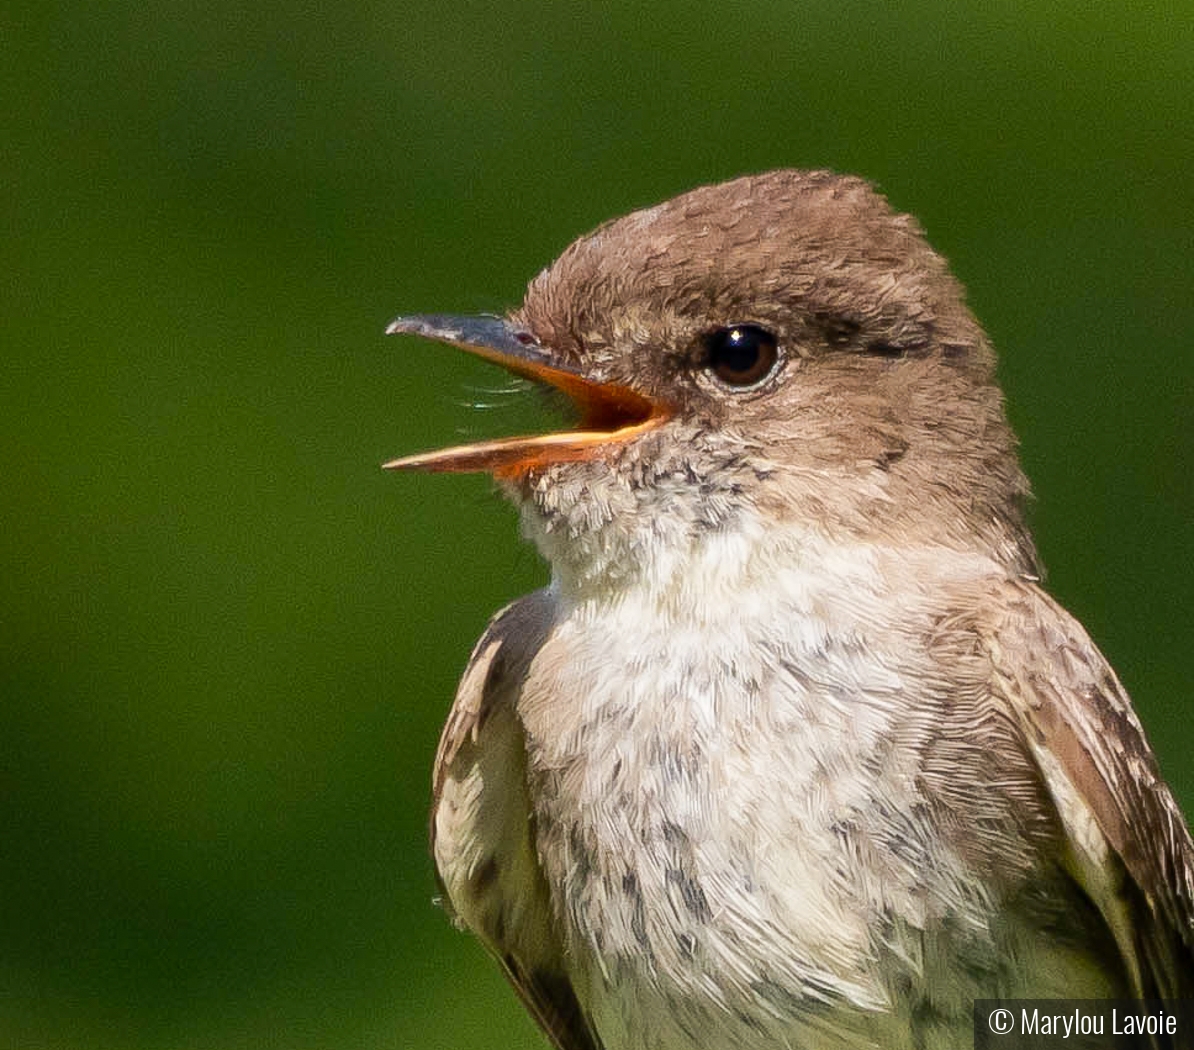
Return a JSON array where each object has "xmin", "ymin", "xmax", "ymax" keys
[
  {"xmin": 547, "ymin": 369, "xmax": 657, "ymax": 433},
  {"xmin": 384, "ymin": 364, "xmax": 664, "ymax": 475}
]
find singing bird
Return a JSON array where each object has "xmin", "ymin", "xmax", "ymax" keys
[{"xmin": 386, "ymin": 171, "xmax": 1194, "ymax": 1049}]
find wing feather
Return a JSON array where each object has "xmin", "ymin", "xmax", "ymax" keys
[
  {"xmin": 986, "ymin": 582, "xmax": 1194, "ymax": 999},
  {"xmin": 431, "ymin": 590, "xmax": 603, "ymax": 1050}
]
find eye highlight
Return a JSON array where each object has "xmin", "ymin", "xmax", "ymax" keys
[{"xmin": 703, "ymin": 324, "xmax": 779, "ymax": 387}]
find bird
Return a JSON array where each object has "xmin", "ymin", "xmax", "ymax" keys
[{"xmin": 384, "ymin": 170, "xmax": 1194, "ymax": 1050}]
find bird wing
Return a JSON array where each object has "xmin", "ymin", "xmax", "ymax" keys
[
  {"xmin": 986, "ymin": 581, "xmax": 1194, "ymax": 999},
  {"xmin": 430, "ymin": 589, "xmax": 603, "ymax": 1050}
]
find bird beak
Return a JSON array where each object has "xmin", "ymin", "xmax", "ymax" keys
[{"xmin": 383, "ymin": 314, "xmax": 669, "ymax": 475}]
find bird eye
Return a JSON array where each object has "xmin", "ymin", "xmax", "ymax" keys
[{"xmin": 704, "ymin": 325, "xmax": 779, "ymax": 387}]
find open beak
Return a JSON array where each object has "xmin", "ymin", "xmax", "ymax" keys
[{"xmin": 383, "ymin": 314, "xmax": 669, "ymax": 475}]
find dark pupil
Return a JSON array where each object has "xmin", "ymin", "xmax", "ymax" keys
[
  {"xmin": 707, "ymin": 325, "xmax": 777, "ymax": 385},
  {"xmin": 720, "ymin": 331, "xmax": 759, "ymax": 372}
]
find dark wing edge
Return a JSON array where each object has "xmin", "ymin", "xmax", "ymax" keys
[
  {"xmin": 430, "ymin": 589, "xmax": 604, "ymax": 1050},
  {"xmin": 986, "ymin": 582, "xmax": 1194, "ymax": 1000}
]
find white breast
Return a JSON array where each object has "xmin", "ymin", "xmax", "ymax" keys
[{"xmin": 513, "ymin": 518, "xmax": 1119, "ymax": 1049}]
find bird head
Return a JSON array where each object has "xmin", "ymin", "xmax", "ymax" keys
[{"xmin": 388, "ymin": 170, "xmax": 1037, "ymax": 587}]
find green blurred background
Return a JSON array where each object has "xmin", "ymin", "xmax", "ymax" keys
[{"xmin": 2, "ymin": 1, "xmax": 1191, "ymax": 1047}]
